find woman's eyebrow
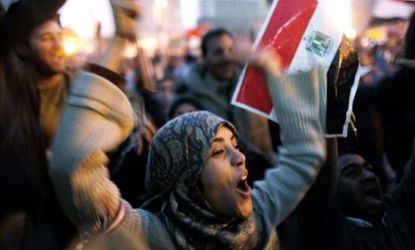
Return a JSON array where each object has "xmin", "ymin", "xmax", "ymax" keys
[
  {"xmin": 212, "ymin": 134, "xmax": 236, "ymax": 143},
  {"xmin": 212, "ymin": 138, "xmax": 225, "ymax": 143}
]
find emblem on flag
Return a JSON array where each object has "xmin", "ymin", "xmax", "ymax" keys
[{"xmin": 306, "ymin": 31, "xmax": 334, "ymax": 57}]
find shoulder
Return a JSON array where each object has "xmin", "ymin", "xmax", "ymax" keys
[{"xmin": 137, "ymin": 209, "xmax": 175, "ymax": 249}]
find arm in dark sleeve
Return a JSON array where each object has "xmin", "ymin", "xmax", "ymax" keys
[{"xmin": 296, "ymin": 138, "xmax": 344, "ymax": 249}]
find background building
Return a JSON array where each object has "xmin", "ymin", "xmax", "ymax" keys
[{"xmin": 197, "ymin": 0, "xmax": 268, "ymax": 37}]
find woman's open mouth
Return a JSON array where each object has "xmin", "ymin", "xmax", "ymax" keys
[{"xmin": 236, "ymin": 177, "xmax": 252, "ymax": 197}]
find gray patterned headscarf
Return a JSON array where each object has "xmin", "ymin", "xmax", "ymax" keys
[{"xmin": 142, "ymin": 111, "xmax": 257, "ymax": 249}]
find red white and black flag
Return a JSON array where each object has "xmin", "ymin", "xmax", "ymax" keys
[{"xmin": 232, "ymin": 0, "xmax": 360, "ymax": 137}]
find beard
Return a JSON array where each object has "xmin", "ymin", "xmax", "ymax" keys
[
  {"xmin": 27, "ymin": 49, "xmax": 64, "ymax": 78},
  {"xmin": 33, "ymin": 58, "xmax": 63, "ymax": 77},
  {"xmin": 209, "ymin": 61, "xmax": 238, "ymax": 81}
]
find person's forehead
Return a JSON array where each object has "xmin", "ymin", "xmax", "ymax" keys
[
  {"xmin": 33, "ymin": 19, "xmax": 61, "ymax": 35},
  {"xmin": 214, "ymin": 125, "xmax": 235, "ymax": 139},
  {"xmin": 338, "ymin": 154, "xmax": 366, "ymax": 171}
]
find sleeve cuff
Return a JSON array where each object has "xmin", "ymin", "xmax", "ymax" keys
[
  {"xmin": 85, "ymin": 63, "xmax": 125, "ymax": 88},
  {"xmin": 106, "ymin": 202, "xmax": 126, "ymax": 233}
]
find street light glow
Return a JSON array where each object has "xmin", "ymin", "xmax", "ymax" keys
[{"xmin": 344, "ymin": 27, "xmax": 357, "ymax": 40}]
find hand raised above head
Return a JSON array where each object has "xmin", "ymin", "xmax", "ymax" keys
[
  {"xmin": 249, "ymin": 48, "xmax": 282, "ymax": 77},
  {"xmin": 110, "ymin": 0, "xmax": 140, "ymax": 41}
]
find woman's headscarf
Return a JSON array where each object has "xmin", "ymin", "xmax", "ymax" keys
[{"xmin": 142, "ymin": 111, "xmax": 257, "ymax": 249}]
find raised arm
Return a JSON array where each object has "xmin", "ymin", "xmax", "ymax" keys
[
  {"xmin": 49, "ymin": 0, "xmax": 147, "ymax": 247},
  {"xmin": 250, "ymin": 52, "xmax": 327, "ymax": 238},
  {"xmin": 295, "ymin": 138, "xmax": 341, "ymax": 249}
]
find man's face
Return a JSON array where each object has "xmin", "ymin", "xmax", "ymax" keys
[
  {"xmin": 205, "ymin": 34, "xmax": 237, "ymax": 81},
  {"xmin": 338, "ymin": 154, "xmax": 384, "ymax": 223},
  {"xmin": 29, "ymin": 20, "xmax": 65, "ymax": 76}
]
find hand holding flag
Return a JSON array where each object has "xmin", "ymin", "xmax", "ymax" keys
[{"xmin": 232, "ymin": 0, "xmax": 360, "ymax": 137}]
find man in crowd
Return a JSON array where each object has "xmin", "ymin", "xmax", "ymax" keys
[
  {"xmin": 173, "ymin": 28, "xmax": 275, "ymax": 163},
  {"xmin": 0, "ymin": 1, "xmax": 73, "ymax": 248},
  {"xmin": 297, "ymin": 144, "xmax": 415, "ymax": 249},
  {"xmin": 0, "ymin": 1, "xmax": 69, "ymax": 148},
  {"xmin": 30, "ymin": 15, "xmax": 70, "ymax": 146}
]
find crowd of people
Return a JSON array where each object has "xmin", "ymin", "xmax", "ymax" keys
[{"xmin": 1, "ymin": 0, "xmax": 414, "ymax": 249}]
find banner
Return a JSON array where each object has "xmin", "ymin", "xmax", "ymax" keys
[{"xmin": 232, "ymin": 0, "xmax": 360, "ymax": 137}]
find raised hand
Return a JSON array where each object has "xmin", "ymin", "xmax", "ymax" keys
[
  {"xmin": 249, "ymin": 48, "xmax": 282, "ymax": 77},
  {"xmin": 110, "ymin": 0, "xmax": 139, "ymax": 41}
]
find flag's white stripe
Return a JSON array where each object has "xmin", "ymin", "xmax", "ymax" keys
[{"xmin": 287, "ymin": 3, "xmax": 343, "ymax": 73}]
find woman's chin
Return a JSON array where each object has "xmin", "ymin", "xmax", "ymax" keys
[{"xmin": 236, "ymin": 201, "xmax": 253, "ymax": 219}]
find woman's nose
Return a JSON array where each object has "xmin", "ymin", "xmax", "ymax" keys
[{"xmin": 231, "ymin": 147, "xmax": 246, "ymax": 167}]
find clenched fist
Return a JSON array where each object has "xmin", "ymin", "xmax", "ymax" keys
[{"xmin": 110, "ymin": 0, "xmax": 140, "ymax": 41}]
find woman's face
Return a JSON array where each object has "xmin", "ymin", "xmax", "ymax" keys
[{"xmin": 201, "ymin": 125, "xmax": 253, "ymax": 218}]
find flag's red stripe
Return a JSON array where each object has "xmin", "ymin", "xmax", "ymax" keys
[{"xmin": 236, "ymin": 0, "xmax": 318, "ymax": 114}]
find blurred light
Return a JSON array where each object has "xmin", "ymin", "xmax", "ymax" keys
[
  {"xmin": 62, "ymin": 29, "xmax": 84, "ymax": 56},
  {"xmin": 365, "ymin": 27, "xmax": 388, "ymax": 43},
  {"xmin": 123, "ymin": 37, "xmax": 160, "ymax": 58},
  {"xmin": 188, "ymin": 36, "xmax": 200, "ymax": 50},
  {"xmin": 59, "ymin": 0, "xmax": 114, "ymax": 40},
  {"xmin": 344, "ymin": 27, "xmax": 357, "ymax": 40},
  {"xmin": 180, "ymin": 0, "xmax": 199, "ymax": 28},
  {"xmin": 155, "ymin": 0, "xmax": 168, "ymax": 9},
  {"xmin": 84, "ymin": 42, "xmax": 96, "ymax": 54},
  {"xmin": 124, "ymin": 44, "xmax": 138, "ymax": 58},
  {"xmin": 324, "ymin": 0, "xmax": 352, "ymax": 34},
  {"xmin": 64, "ymin": 38, "xmax": 78, "ymax": 55},
  {"xmin": 138, "ymin": 37, "xmax": 159, "ymax": 57}
]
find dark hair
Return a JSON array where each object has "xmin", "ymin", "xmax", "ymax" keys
[
  {"xmin": 0, "ymin": 45, "xmax": 75, "ymax": 250},
  {"xmin": 404, "ymin": 11, "xmax": 415, "ymax": 59},
  {"xmin": 0, "ymin": 1, "xmax": 75, "ymax": 247},
  {"xmin": 201, "ymin": 27, "xmax": 233, "ymax": 58},
  {"xmin": 167, "ymin": 96, "xmax": 204, "ymax": 120},
  {"xmin": 0, "ymin": 0, "xmax": 63, "ymax": 56}
]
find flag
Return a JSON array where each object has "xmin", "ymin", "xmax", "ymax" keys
[{"xmin": 232, "ymin": 0, "xmax": 360, "ymax": 137}]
